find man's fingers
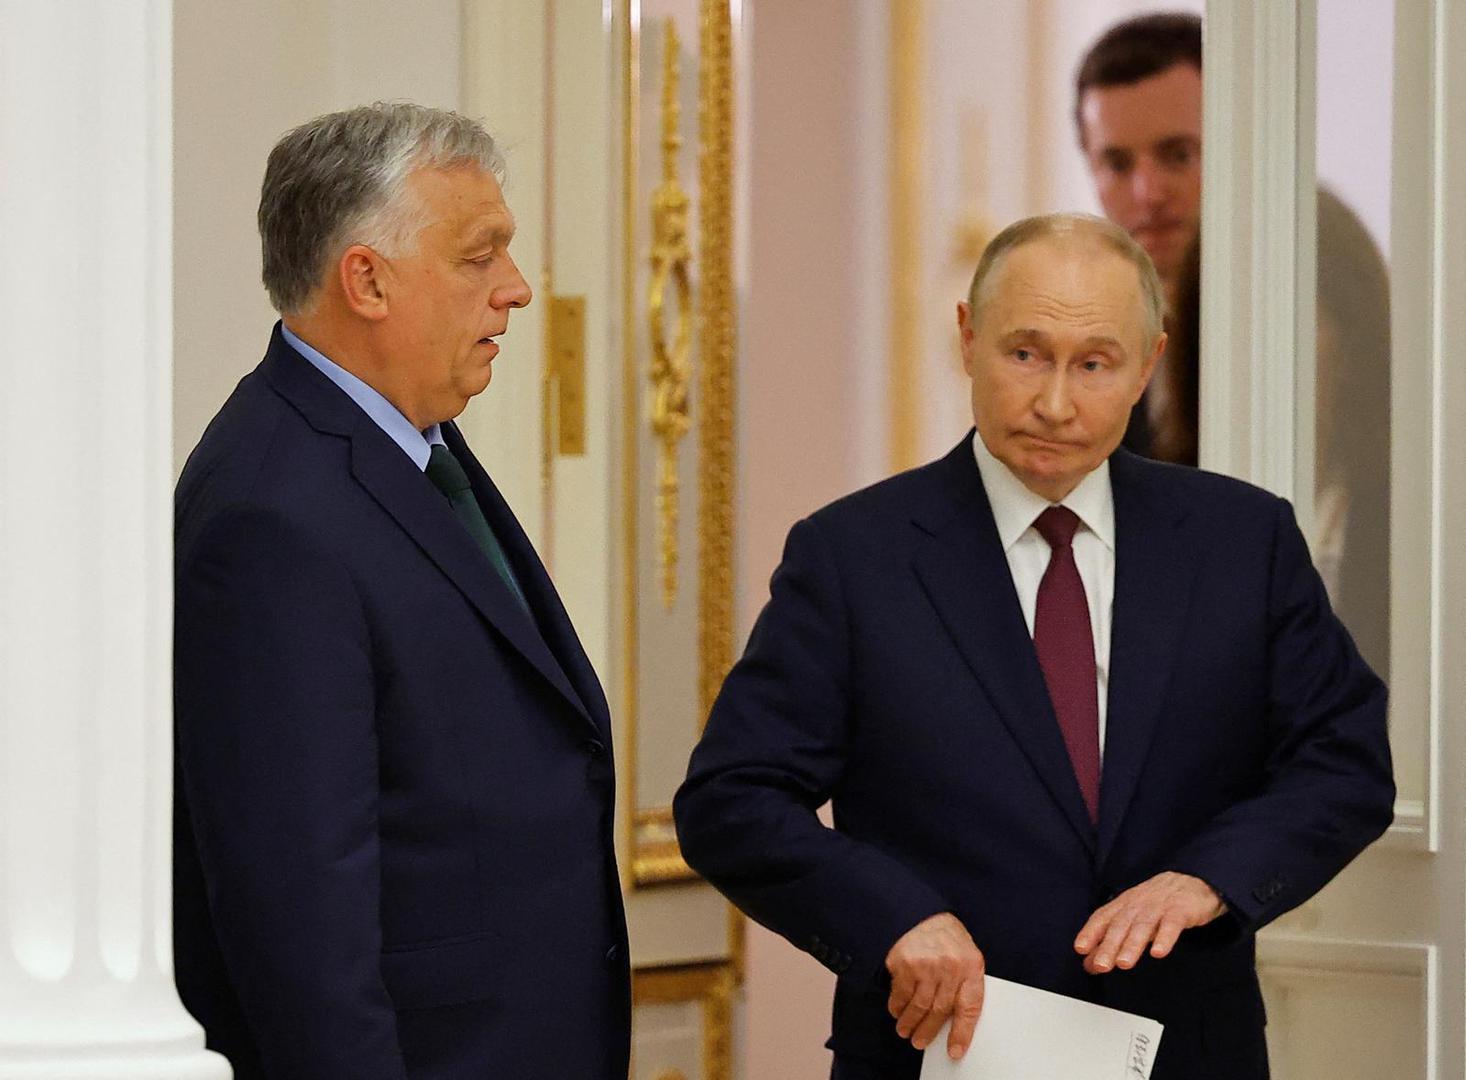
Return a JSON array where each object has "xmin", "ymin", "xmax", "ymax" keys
[
  {"xmin": 1073, "ymin": 904, "xmax": 1114, "ymax": 954},
  {"xmin": 1087, "ymin": 909, "xmax": 1136, "ymax": 973},
  {"xmin": 894, "ymin": 978, "xmax": 937, "ymax": 1039},
  {"xmin": 883, "ymin": 913, "xmax": 986, "ymax": 1048},
  {"xmin": 946, "ymin": 972, "xmax": 986, "ymax": 1060},
  {"xmin": 1150, "ymin": 912, "xmax": 1188, "ymax": 959},
  {"xmin": 1114, "ymin": 911, "xmax": 1162, "ymax": 969},
  {"xmin": 909, "ymin": 973, "xmax": 959, "ymax": 1050},
  {"xmin": 887, "ymin": 967, "xmax": 915, "ymax": 1019},
  {"xmin": 1077, "ymin": 875, "xmax": 1225, "ymax": 973}
]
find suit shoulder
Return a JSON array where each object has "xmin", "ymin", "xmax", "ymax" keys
[
  {"xmin": 1123, "ymin": 452, "xmax": 1287, "ymax": 514},
  {"xmin": 1118, "ymin": 455, "xmax": 1293, "ymax": 562},
  {"xmin": 174, "ymin": 370, "xmax": 349, "ymax": 560},
  {"xmin": 801, "ymin": 456, "xmax": 948, "ymax": 537}
]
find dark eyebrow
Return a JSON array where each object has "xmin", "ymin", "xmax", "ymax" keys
[{"xmin": 1153, "ymin": 134, "xmax": 1200, "ymax": 154}]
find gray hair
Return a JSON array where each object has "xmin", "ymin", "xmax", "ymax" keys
[
  {"xmin": 259, "ymin": 102, "xmax": 505, "ymax": 314},
  {"xmin": 966, "ymin": 212, "xmax": 1167, "ymax": 345}
]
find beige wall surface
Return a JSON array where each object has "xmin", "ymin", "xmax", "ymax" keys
[
  {"xmin": 739, "ymin": 2, "xmax": 889, "ymax": 1075},
  {"xmin": 172, "ymin": 0, "xmax": 462, "ymax": 477}
]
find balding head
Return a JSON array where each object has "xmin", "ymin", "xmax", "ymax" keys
[
  {"xmin": 966, "ymin": 213, "xmax": 1166, "ymax": 347},
  {"xmin": 955, "ymin": 213, "xmax": 1167, "ymax": 501}
]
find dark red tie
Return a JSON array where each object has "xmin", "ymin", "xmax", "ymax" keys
[{"xmin": 1033, "ymin": 506, "xmax": 1101, "ymax": 823}]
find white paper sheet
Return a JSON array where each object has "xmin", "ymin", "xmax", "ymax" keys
[{"xmin": 919, "ymin": 976, "xmax": 1164, "ymax": 1080}]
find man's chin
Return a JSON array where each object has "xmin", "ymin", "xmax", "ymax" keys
[
  {"xmin": 461, "ymin": 366, "xmax": 493, "ymax": 398},
  {"xmin": 1012, "ymin": 450, "xmax": 1088, "ymax": 500},
  {"xmin": 1140, "ymin": 231, "xmax": 1192, "ymax": 278}
]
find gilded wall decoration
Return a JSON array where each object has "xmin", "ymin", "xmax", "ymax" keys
[
  {"xmin": 649, "ymin": 17, "xmax": 695, "ymax": 612},
  {"xmin": 623, "ymin": 0, "xmax": 737, "ymax": 900},
  {"xmin": 632, "ymin": 963, "xmax": 736, "ymax": 1080}
]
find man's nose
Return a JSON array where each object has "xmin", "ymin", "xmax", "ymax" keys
[
  {"xmin": 1034, "ymin": 368, "xmax": 1077, "ymax": 423},
  {"xmin": 496, "ymin": 256, "xmax": 533, "ymax": 309},
  {"xmin": 1131, "ymin": 158, "xmax": 1170, "ymax": 208}
]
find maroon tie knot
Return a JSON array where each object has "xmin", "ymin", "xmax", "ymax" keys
[{"xmin": 1034, "ymin": 505, "xmax": 1081, "ymax": 550}]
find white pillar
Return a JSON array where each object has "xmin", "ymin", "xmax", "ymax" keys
[{"xmin": 0, "ymin": 2, "xmax": 229, "ymax": 1077}]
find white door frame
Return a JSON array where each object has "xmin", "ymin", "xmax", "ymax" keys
[{"xmin": 1200, "ymin": 2, "xmax": 1466, "ymax": 1075}]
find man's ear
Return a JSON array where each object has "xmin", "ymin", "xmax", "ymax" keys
[
  {"xmin": 957, "ymin": 300, "xmax": 977, "ymax": 376},
  {"xmin": 1136, "ymin": 331, "xmax": 1168, "ymax": 399},
  {"xmin": 338, "ymin": 244, "xmax": 391, "ymax": 322}
]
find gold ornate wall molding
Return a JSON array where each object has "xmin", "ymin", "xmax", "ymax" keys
[
  {"xmin": 621, "ymin": 0, "xmax": 737, "ymax": 914},
  {"xmin": 649, "ymin": 16, "xmax": 694, "ymax": 612},
  {"xmin": 632, "ymin": 962, "xmax": 736, "ymax": 1080},
  {"xmin": 695, "ymin": 0, "xmax": 736, "ymax": 728}
]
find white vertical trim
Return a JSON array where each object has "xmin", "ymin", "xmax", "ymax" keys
[
  {"xmin": 1431, "ymin": 0, "xmax": 1466, "ymax": 1073},
  {"xmin": 1199, "ymin": 2, "xmax": 1309, "ymax": 500},
  {"xmin": 0, "ymin": 0, "xmax": 228, "ymax": 1072},
  {"xmin": 1389, "ymin": 0, "xmax": 1443, "ymax": 854}
]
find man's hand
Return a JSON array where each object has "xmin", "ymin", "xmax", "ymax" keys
[
  {"xmin": 1074, "ymin": 872, "xmax": 1226, "ymax": 974},
  {"xmin": 884, "ymin": 912, "xmax": 985, "ymax": 1060}
]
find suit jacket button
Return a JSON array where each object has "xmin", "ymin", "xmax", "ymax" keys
[
  {"xmin": 605, "ymin": 944, "xmax": 622, "ymax": 966},
  {"xmin": 584, "ymin": 739, "xmax": 606, "ymax": 757}
]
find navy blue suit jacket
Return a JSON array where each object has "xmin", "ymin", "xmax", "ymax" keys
[
  {"xmin": 675, "ymin": 433, "xmax": 1393, "ymax": 1080},
  {"xmin": 174, "ymin": 327, "xmax": 630, "ymax": 1079}
]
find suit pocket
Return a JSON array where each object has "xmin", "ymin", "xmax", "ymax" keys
[{"xmin": 381, "ymin": 931, "xmax": 503, "ymax": 1010}]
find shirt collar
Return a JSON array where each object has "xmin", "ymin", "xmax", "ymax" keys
[
  {"xmin": 280, "ymin": 323, "xmax": 444, "ymax": 470},
  {"xmin": 971, "ymin": 430, "xmax": 1115, "ymax": 552}
]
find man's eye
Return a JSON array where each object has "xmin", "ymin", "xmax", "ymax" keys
[
  {"xmin": 1014, "ymin": 349, "xmax": 1034, "ymax": 363},
  {"xmin": 1159, "ymin": 143, "xmax": 1197, "ymax": 168}
]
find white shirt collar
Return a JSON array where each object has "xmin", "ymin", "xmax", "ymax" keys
[{"xmin": 970, "ymin": 430, "xmax": 1115, "ymax": 552}]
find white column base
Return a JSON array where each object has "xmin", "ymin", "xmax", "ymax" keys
[{"xmin": 0, "ymin": 2, "xmax": 230, "ymax": 1076}]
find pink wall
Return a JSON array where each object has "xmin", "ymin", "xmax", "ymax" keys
[{"xmin": 739, "ymin": 2, "xmax": 887, "ymax": 1076}]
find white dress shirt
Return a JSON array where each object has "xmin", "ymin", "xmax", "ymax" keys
[{"xmin": 972, "ymin": 434, "xmax": 1115, "ymax": 753}]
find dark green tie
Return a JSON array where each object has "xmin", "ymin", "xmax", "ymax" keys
[{"xmin": 425, "ymin": 444, "xmax": 530, "ymax": 613}]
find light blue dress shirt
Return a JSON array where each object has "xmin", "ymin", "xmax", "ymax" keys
[{"xmin": 281, "ymin": 323, "xmax": 444, "ymax": 471}]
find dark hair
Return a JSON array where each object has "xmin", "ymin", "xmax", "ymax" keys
[
  {"xmin": 1150, "ymin": 237, "xmax": 1200, "ymax": 466},
  {"xmin": 1074, "ymin": 12, "xmax": 1203, "ymax": 146}
]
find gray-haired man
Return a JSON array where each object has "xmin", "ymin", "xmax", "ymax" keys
[{"xmin": 173, "ymin": 103, "xmax": 629, "ymax": 1079}]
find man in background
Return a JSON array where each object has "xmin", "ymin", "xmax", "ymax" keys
[
  {"xmin": 1075, "ymin": 12, "xmax": 1203, "ymax": 308},
  {"xmin": 1075, "ymin": 12, "xmax": 1204, "ymax": 465},
  {"xmin": 173, "ymin": 103, "xmax": 629, "ymax": 1078}
]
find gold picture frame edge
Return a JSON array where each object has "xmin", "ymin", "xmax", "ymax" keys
[
  {"xmin": 622, "ymin": 0, "xmax": 738, "ymax": 905},
  {"xmin": 633, "ymin": 960, "xmax": 737, "ymax": 1080}
]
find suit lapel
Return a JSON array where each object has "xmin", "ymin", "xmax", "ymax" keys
[
  {"xmin": 260, "ymin": 330, "xmax": 596, "ymax": 733},
  {"xmin": 444, "ymin": 422, "xmax": 612, "ymax": 737},
  {"xmin": 912, "ymin": 436, "xmax": 1097, "ymax": 854},
  {"xmin": 1096, "ymin": 450, "xmax": 1197, "ymax": 866}
]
